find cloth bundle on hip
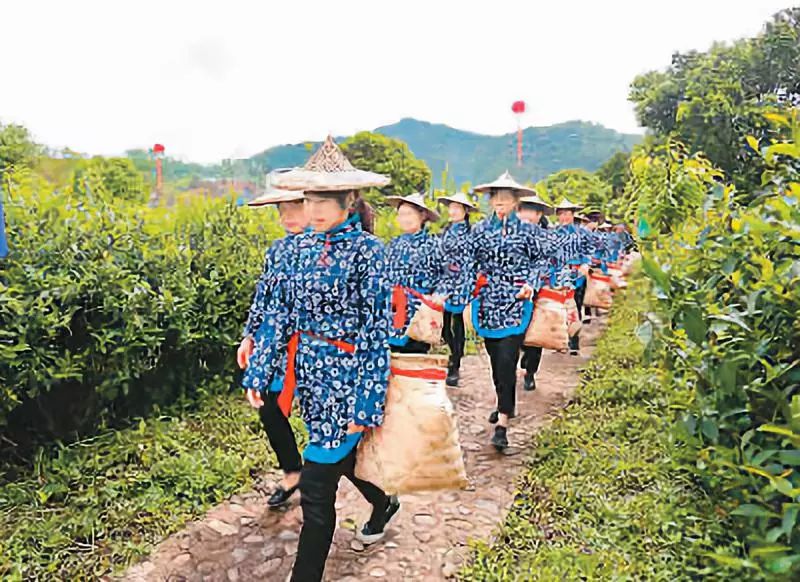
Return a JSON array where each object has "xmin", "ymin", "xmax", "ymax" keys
[
  {"xmin": 396, "ymin": 287, "xmax": 444, "ymax": 345},
  {"xmin": 524, "ymin": 288, "xmax": 581, "ymax": 350},
  {"xmin": 584, "ymin": 273, "xmax": 614, "ymax": 309},
  {"xmin": 621, "ymin": 251, "xmax": 642, "ymax": 276},
  {"xmin": 606, "ymin": 264, "xmax": 627, "ymax": 289},
  {"xmin": 355, "ymin": 354, "xmax": 468, "ymax": 494}
]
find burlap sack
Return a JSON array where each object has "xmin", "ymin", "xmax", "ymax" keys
[
  {"xmin": 584, "ymin": 273, "xmax": 613, "ymax": 309},
  {"xmin": 406, "ymin": 297, "xmax": 444, "ymax": 345},
  {"xmin": 524, "ymin": 288, "xmax": 580, "ymax": 350},
  {"xmin": 355, "ymin": 354, "xmax": 468, "ymax": 495}
]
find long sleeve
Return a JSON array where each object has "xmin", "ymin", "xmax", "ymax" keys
[
  {"xmin": 578, "ymin": 229, "xmax": 596, "ymax": 264},
  {"xmin": 353, "ymin": 238, "xmax": 392, "ymax": 427},
  {"xmin": 243, "ymin": 242, "xmax": 281, "ymax": 338}
]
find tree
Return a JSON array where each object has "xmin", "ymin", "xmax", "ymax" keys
[
  {"xmin": 596, "ymin": 151, "xmax": 631, "ymax": 197},
  {"xmin": 629, "ymin": 8, "xmax": 800, "ymax": 193},
  {"xmin": 536, "ymin": 169, "xmax": 610, "ymax": 211},
  {"xmin": 0, "ymin": 123, "xmax": 41, "ymax": 174},
  {"xmin": 340, "ymin": 132, "xmax": 432, "ymax": 204}
]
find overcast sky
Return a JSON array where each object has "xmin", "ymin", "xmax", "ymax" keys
[{"xmin": 0, "ymin": 0, "xmax": 792, "ymax": 162}]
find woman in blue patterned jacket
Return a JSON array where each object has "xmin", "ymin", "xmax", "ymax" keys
[
  {"xmin": 436, "ymin": 191, "xmax": 478, "ymax": 387},
  {"xmin": 517, "ymin": 193, "xmax": 556, "ymax": 393},
  {"xmin": 552, "ymin": 198, "xmax": 597, "ymax": 355},
  {"xmin": 239, "ymin": 183, "xmax": 307, "ymax": 510},
  {"xmin": 469, "ymin": 172, "xmax": 554, "ymax": 451},
  {"xmin": 259, "ymin": 137, "xmax": 400, "ymax": 582},
  {"xmin": 384, "ymin": 192, "xmax": 446, "ymax": 355}
]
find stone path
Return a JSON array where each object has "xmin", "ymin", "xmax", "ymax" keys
[{"xmin": 122, "ymin": 319, "xmax": 605, "ymax": 582}]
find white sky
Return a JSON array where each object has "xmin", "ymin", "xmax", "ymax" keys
[{"xmin": 0, "ymin": 0, "xmax": 792, "ymax": 162}]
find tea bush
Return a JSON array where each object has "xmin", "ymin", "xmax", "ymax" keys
[
  {"xmin": 0, "ymin": 169, "xmax": 282, "ymax": 453},
  {"xmin": 639, "ymin": 111, "xmax": 800, "ymax": 577}
]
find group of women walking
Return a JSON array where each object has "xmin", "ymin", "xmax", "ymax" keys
[{"xmin": 237, "ymin": 136, "xmax": 635, "ymax": 581}]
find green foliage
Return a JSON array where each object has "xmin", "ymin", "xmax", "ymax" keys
[
  {"xmin": 341, "ymin": 131, "xmax": 432, "ymax": 203},
  {"xmin": 460, "ymin": 285, "xmax": 743, "ymax": 581},
  {"xmin": 0, "ymin": 170, "xmax": 280, "ymax": 449},
  {"xmin": 0, "ymin": 123, "xmax": 41, "ymax": 173},
  {"xmin": 536, "ymin": 168, "xmax": 610, "ymax": 210},
  {"xmin": 625, "ymin": 139, "xmax": 722, "ymax": 232},
  {"xmin": 0, "ymin": 393, "xmax": 304, "ymax": 579},
  {"xmin": 629, "ymin": 8, "xmax": 800, "ymax": 193},
  {"xmin": 639, "ymin": 110, "xmax": 800, "ymax": 577},
  {"xmin": 596, "ymin": 150, "xmax": 631, "ymax": 199},
  {"xmin": 71, "ymin": 157, "xmax": 147, "ymax": 203}
]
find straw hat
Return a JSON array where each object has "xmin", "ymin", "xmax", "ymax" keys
[
  {"xmin": 574, "ymin": 213, "xmax": 588, "ymax": 223},
  {"xmin": 598, "ymin": 221, "xmax": 614, "ymax": 230},
  {"xmin": 248, "ymin": 169, "xmax": 305, "ymax": 207},
  {"xmin": 473, "ymin": 171, "xmax": 537, "ymax": 195},
  {"xmin": 519, "ymin": 194, "xmax": 554, "ymax": 216},
  {"xmin": 436, "ymin": 191, "xmax": 478, "ymax": 212},
  {"xmin": 271, "ymin": 135, "xmax": 390, "ymax": 192},
  {"xmin": 554, "ymin": 198, "xmax": 584, "ymax": 212},
  {"xmin": 386, "ymin": 192, "xmax": 440, "ymax": 222}
]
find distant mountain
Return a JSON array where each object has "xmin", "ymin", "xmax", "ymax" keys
[{"xmin": 248, "ymin": 118, "xmax": 641, "ymax": 187}]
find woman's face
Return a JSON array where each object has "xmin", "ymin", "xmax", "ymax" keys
[
  {"xmin": 277, "ymin": 201, "xmax": 309, "ymax": 234},
  {"xmin": 396, "ymin": 203, "xmax": 425, "ymax": 234},
  {"xmin": 489, "ymin": 190, "xmax": 517, "ymax": 219},
  {"xmin": 447, "ymin": 202, "xmax": 467, "ymax": 223},
  {"xmin": 557, "ymin": 209, "xmax": 575, "ymax": 225},
  {"xmin": 518, "ymin": 207, "xmax": 543, "ymax": 225},
  {"xmin": 304, "ymin": 192, "xmax": 351, "ymax": 232}
]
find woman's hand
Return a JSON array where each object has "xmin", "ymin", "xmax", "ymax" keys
[
  {"xmin": 237, "ymin": 336, "xmax": 255, "ymax": 370},
  {"xmin": 245, "ymin": 388, "xmax": 264, "ymax": 409},
  {"xmin": 347, "ymin": 423, "xmax": 366, "ymax": 435},
  {"xmin": 578, "ymin": 264, "xmax": 591, "ymax": 278},
  {"xmin": 516, "ymin": 284, "xmax": 534, "ymax": 300}
]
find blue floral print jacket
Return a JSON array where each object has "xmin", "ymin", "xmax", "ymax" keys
[
  {"xmin": 241, "ymin": 234, "xmax": 299, "ymax": 394},
  {"xmin": 551, "ymin": 223, "xmax": 597, "ymax": 288},
  {"xmin": 438, "ymin": 221, "xmax": 475, "ymax": 314},
  {"xmin": 246, "ymin": 214, "xmax": 392, "ymax": 452},
  {"xmin": 468, "ymin": 212, "xmax": 553, "ymax": 338},
  {"xmin": 384, "ymin": 228, "xmax": 445, "ymax": 346}
]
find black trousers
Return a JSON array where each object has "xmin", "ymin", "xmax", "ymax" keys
[
  {"xmin": 484, "ymin": 334, "xmax": 524, "ymax": 415},
  {"xmin": 571, "ymin": 284, "xmax": 587, "ymax": 350},
  {"xmin": 291, "ymin": 447, "xmax": 387, "ymax": 582},
  {"xmin": 520, "ymin": 345, "xmax": 542, "ymax": 375},
  {"xmin": 391, "ymin": 338, "xmax": 430, "ymax": 354},
  {"xmin": 258, "ymin": 392, "xmax": 303, "ymax": 474},
  {"xmin": 442, "ymin": 311, "xmax": 465, "ymax": 370}
]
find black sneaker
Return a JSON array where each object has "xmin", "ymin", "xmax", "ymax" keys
[
  {"xmin": 267, "ymin": 484, "xmax": 299, "ymax": 509},
  {"xmin": 492, "ymin": 426, "xmax": 508, "ymax": 451},
  {"xmin": 524, "ymin": 373, "xmax": 536, "ymax": 392},
  {"xmin": 356, "ymin": 495, "xmax": 401, "ymax": 544},
  {"xmin": 445, "ymin": 366, "xmax": 460, "ymax": 387}
]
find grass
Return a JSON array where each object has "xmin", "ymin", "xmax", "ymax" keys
[
  {"xmin": 459, "ymin": 282, "xmax": 744, "ymax": 581},
  {"xmin": 0, "ymin": 391, "xmax": 305, "ymax": 580}
]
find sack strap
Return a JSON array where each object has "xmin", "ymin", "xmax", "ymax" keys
[
  {"xmin": 390, "ymin": 366, "xmax": 447, "ymax": 380},
  {"xmin": 537, "ymin": 287, "xmax": 575, "ymax": 303}
]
